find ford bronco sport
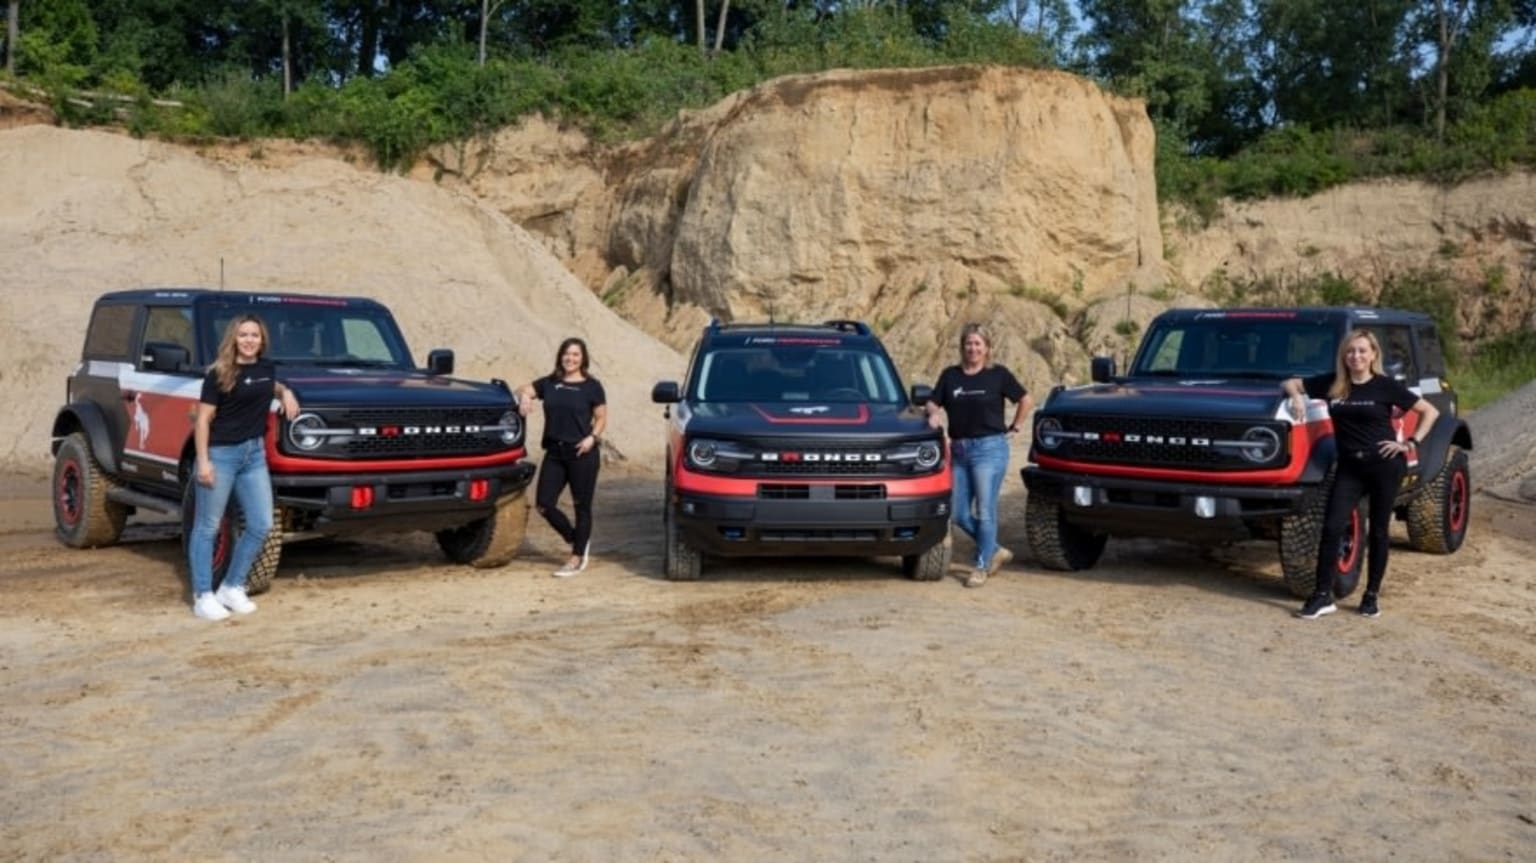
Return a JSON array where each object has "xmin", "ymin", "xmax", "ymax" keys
[
  {"xmin": 51, "ymin": 289, "xmax": 536, "ymax": 593},
  {"xmin": 1022, "ymin": 307, "xmax": 1472, "ymax": 597},
  {"xmin": 651, "ymin": 320, "xmax": 952, "ymax": 581}
]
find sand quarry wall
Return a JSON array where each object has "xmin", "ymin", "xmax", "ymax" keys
[{"xmin": 0, "ymin": 125, "xmax": 682, "ymax": 476}]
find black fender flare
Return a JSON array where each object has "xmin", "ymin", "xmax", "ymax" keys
[
  {"xmin": 1412, "ymin": 418, "xmax": 1473, "ymax": 485},
  {"xmin": 51, "ymin": 402, "xmax": 120, "ymax": 475}
]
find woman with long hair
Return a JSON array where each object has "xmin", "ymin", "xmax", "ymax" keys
[
  {"xmin": 188, "ymin": 314, "xmax": 300, "ymax": 620},
  {"xmin": 517, "ymin": 337, "xmax": 608, "ymax": 577},
  {"xmin": 925, "ymin": 323, "xmax": 1032, "ymax": 587},
  {"xmin": 1282, "ymin": 329, "xmax": 1439, "ymax": 619}
]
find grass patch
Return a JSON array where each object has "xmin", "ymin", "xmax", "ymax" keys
[{"xmin": 1452, "ymin": 330, "xmax": 1536, "ymax": 411}]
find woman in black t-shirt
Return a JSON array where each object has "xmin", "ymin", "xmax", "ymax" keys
[
  {"xmin": 925, "ymin": 323, "xmax": 1031, "ymax": 588},
  {"xmin": 1282, "ymin": 329, "xmax": 1439, "ymax": 620},
  {"xmin": 518, "ymin": 337, "xmax": 608, "ymax": 577},
  {"xmin": 188, "ymin": 314, "xmax": 301, "ymax": 621}
]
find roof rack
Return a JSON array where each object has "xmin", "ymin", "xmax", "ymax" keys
[
  {"xmin": 821, "ymin": 319, "xmax": 870, "ymax": 335},
  {"xmin": 706, "ymin": 318, "xmax": 873, "ymax": 336}
]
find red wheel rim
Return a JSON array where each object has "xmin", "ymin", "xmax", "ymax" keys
[
  {"xmin": 1449, "ymin": 468, "xmax": 1469, "ymax": 533},
  {"xmin": 1336, "ymin": 508, "xmax": 1362, "ymax": 573},
  {"xmin": 56, "ymin": 460, "xmax": 82, "ymax": 526}
]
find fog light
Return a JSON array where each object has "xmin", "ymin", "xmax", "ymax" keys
[
  {"xmin": 468, "ymin": 479, "xmax": 490, "ymax": 502},
  {"xmin": 1072, "ymin": 486, "xmax": 1093, "ymax": 507},
  {"xmin": 350, "ymin": 485, "xmax": 375, "ymax": 510},
  {"xmin": 1194, "ymin": 496, "xmax": 1216, "ymax": 518}
]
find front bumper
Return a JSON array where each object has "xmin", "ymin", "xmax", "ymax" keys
[
  {"xmin": 273, "ymin": 460, "xmax": 536, "ymax": 533},
  {"xmin": 674, "ymin": 491, "xmax": 951, "ymax": 557},
  {"xmin": 1022, "ymin": 466, "xmax": 1310, "ymax": 542}
]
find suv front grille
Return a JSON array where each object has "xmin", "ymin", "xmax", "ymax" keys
[
  {"xmin": 294, "ymin": 406, "xmax": 512, "ymax": 459},
  {"xmin": 1051, "ymin": 415, "xmax": 1286, "ymax": 470}
]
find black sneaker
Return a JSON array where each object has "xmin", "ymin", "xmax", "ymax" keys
[
  {"xmin": 1358, "ymin": 593, "xmax": 1381, "ymax": 618},
  {"xmin": 1295, "ymin": 593, "xmax": 1337, "ymax": 620}
]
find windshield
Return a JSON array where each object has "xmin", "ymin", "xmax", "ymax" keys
[
  {"xmin": 200, "ymin": 299, "xmax": 412, "ymax": 367},
  {"xmin": 1132, "ymin": 318, "xmax": 1338, "ymax": 380},
  {"xmin": 691, "ymin": 343, "xmax": 905, "ymax": 404}
]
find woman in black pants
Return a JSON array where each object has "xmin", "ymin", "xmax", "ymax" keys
[
  {"xmin": 1282, "ymin": 329, "xmax": 1438, "ymax": 619},
  {"xmin": 518, "ymin": 337, "xmax": 608, "ymax": 577}
]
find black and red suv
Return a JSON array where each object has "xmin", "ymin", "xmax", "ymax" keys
[
  {"xmin": 51, "ymin": 288, "xmax": 536, "ymax": 593},
  {"xmin": 1022, "ymin": 307, "xmax": 1472, "ymax": 597},
  {"xmin": 651, "ymin": 320, "xmax": 952, "ymax": 581}
]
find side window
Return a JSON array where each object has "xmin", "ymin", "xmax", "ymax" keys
[
  {"xmin": 1373, "ymin": 326, "xmax": 1417, "ymax": 382},
  {"xmin": 141, "ymin": 306, "xmax": 196, "ymax": 364},
  {"xmin": 83, "ymin": 304, "xmax": 137, "ymax": 360},
  {"xmin": 1415, "ymin": 324, "xmax": 1446, "ymax": 378}
]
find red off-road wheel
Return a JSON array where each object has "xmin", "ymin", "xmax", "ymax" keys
[
  {"xmin": 52, "ymin": 432, "xmax": 128, "ymax": 549},
  {"xmin": 181, "ymin": 479, "xmax": 282, "ymax": 595},
  {"xmin": 1406, "ymin": 446, "xmax": 1470, "ymax": 554},
  {"xmin": 1279, "ymin": 476, "xmax": 1364, "ymax": 599}
]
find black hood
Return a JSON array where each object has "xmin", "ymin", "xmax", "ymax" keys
[
  {"xmin": 1041, "ymin": 378, "xmax": 1286, "ymax": 420},
  {"xmin": 684, "ymin": 401, "xmax": 935, "ymax": 441},
  {"xmin": 279, "ymin": 365, "xmax": 514, "ymax": 408}
]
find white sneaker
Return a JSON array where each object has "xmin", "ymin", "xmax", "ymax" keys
[
  {"xmin": 214, "ymin": 584, "xmax": 258, "ymax": 615},
  {"xmin": 552, "ymin": 560, "xmax": 582, "ymax": 578},
  {"xmin": 193, "ymin": 592, "xmax": 231, "ymax": 621},
  {"xmin": 580, "ymin": 540, "xmax": 591, "ymax": 572}
]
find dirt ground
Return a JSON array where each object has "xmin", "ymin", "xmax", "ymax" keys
[{"xmin": 2, "ymin": 463, "xmax": 1534, "ymax": 861}]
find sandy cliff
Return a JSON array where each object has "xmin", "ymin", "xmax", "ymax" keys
[{"xmin": 0, "ymin": 124, "xmax": 681, "ymax": 475}]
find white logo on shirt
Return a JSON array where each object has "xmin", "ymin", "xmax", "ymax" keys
[{"xmin": 952, "ymin": 386, "xmax": 985, "ymax": 398}]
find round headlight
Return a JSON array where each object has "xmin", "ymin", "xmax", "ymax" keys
[
  {"xmin": 1240, "ymin": 426, "xmax": 1282, "ymax": 463},
  {"xmin": 915, "ymin": 441, "xmax": 941, "ymax": 469},
  {"xmin": 288, "ymin": 412, "xmax": 326, "ymax": 451},
  {"xmin": 688, "ymin": 439, "xmax": 718, "ymax": 468},
  {"xmin": 1036, "ymin": 417, "xmax": 1064, "ymax": 450},
  {"xmin": 498, "ymin": 410, "xmax": 522, "ymax": 445}
]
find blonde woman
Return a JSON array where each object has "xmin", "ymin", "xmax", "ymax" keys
[
  {"xmin": 1282, "ymin": 329, "xmax": 1438, "ymax": 620},
  {"xmin": 925, "ymin": 323, "xmax": 1032, "ymax": 587},
  {"xmin": 188, "ymin": 315, "xmax": 300, "ymax": 620}
]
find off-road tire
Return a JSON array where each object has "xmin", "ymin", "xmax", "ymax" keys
[
  {"xmin": 1278, "ymin": 477, "xmax": 1363, "ymax": 599},
  {"xmin": 663, "ymin": 504, "xmax": 702, "ymax": 581},
  {"xmin": 1025, "ymin": 496, "xmax": 1107, "ymax": 571},
  {"xmin": 52, "ymin": 432, "xmax": 128, "ymax": 548},
  {"xmin": 902, "ymin": 532, "xmax": 951, "ymax": 581},
  {"xmin": 180, "ymin": 480, "xmax": 282, "ymax": 595},
  {"xmin": 436, "ymin": 489, "xmax": 530, "ymax": 568},
  {"xmin": 1406, "ymin": 445, "xmax": 1471, "ymax": 554}
]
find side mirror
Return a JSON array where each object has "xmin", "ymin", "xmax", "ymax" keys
[
  {"xmin": 909, "ymin": 384, "xmax": 933, "ymax": 407},
  {"xmin": 651, "ymin": 381, "xmax": 681, "ymax": 404},
  {"xmin": 142, "ymin": 341, "xmax": 191, "ymax": 373},
  {"xmin": 426, "ymin": 349, "xmax": 454, "ymax": 376},
  {"xmin": 1090, "ymin": 356, "xmax": 1116, "ymax": 383}
]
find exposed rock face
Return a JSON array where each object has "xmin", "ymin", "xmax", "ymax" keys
[
  {"xmin": 1168, "ymin": 175, "xmax": 1536, "ymax": 340},
  {"xmin": 615, "ymin": 66, "xmax": 1162, "ymax": 390},
  {"xmin": 440, "ymin": 66, "xmax": 1161, "ymax": 395}
]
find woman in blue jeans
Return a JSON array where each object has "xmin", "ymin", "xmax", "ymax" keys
[
  {"xmin": 926, "ymin": 323, "xmax": 1032, "ymax": 587},
  {"xmin": 188, "ymin": 314, "xmax": 300, "ymax": 620}
]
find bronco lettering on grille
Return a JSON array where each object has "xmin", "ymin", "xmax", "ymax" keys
[
  {"xmin": 761, "ymin": 452, "xmax": 884, "ymax": 463},
  {"xmin": 357, "ymin": 425, "xmax": 485, "ymax": 436}
]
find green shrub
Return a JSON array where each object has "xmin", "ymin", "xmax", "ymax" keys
[{"xmin": 1453, "ymin": 330, "xmax": 1536, "ymax": 411}]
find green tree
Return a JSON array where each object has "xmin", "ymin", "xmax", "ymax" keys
[
  {"xmin": 1251, "ymin": 0, "xmax": 1412, "ymax": 130},
  {"xmin": 15, "ymin": 0, "xmax": 96, "ymax": 84}
]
